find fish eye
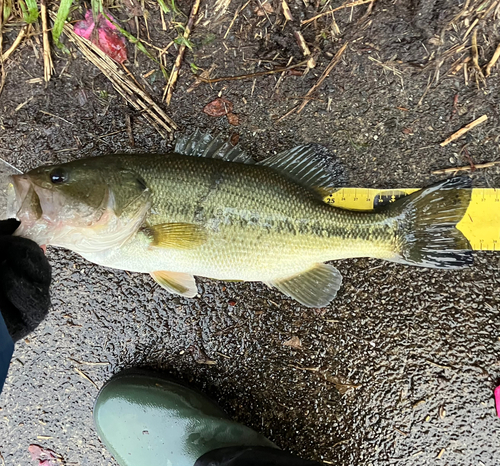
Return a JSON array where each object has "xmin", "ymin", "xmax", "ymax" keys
[{"xmin": 49, "ymin": 168, "xmax": 67, "ymax": 184}]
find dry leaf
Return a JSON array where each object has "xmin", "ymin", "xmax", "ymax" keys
[
  {"xmin": 29, "ymin": 444, "xmax": 64, "ymax": 466},
  {"xmin": 254, "ymin": 2, "xmax": 274, "ymax": 16},
  {"xmin": 230, "ymin": 133, "xmax": 240, "ymax": 145},
  {"xmin": 203, "ymin": 98, "xmax": 234, "ymax": 117},
  {"xmin": 227, "ymin": 112, "xmax": 240, "ymax": 126},
  {"xmin": 283, "ymin": 335, "xmax": 302, "ymax": 349},
  {"xmin": 324, "ymin": 374, "xmax": 361, "ymax": 395}
]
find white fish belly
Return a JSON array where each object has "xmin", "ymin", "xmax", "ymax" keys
[{"xmin": 79, "ymin": 229, "xmax": 395, "ymax": 282}]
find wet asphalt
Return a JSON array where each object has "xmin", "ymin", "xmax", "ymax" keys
[{"xmin": 1, "ymin": 1, "xmax": 500, "ymax": 465}]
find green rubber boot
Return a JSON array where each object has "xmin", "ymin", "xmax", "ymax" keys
[{"xmin": 93, "ymin": 370, "xmax": 277, "ymax": 466}]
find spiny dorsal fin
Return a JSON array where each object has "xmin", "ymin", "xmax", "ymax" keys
[
  {"xmin": 151, "ymin": 271, "xmax": 198, "ymax": 297},
  {"xmin": 268, "ymin": 263, "xmax": 342, "ymax": 308},
  {"xmin": 175, "ymin": 129, "xmax": 253, "ymax": 164},
  {"xmin": 257, "ymin": 144, "xmax": 346, "ymax": 193},
  {"xmin": 147, "ymin": 222, "xmax": 207, "ymax": 249}
]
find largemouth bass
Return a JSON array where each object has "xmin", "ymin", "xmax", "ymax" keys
[{"xmin": 6, "ymin": 132, "xmax": 472, "ymax": 307}]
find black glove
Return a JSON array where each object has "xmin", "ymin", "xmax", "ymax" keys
[
  {"xmin": 194, "ymin": 446, "xmax": 324, "ymax": 466},
  {"xmin": 0, "ymin": 219, "xmax": 51, "ymax": 341}
]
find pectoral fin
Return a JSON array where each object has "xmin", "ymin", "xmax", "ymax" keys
[
  {"xmin": 148, "ymin": 223, "xmax": 207, "ymax": 249},
  {"xmin": 269, "ymin": 263, "xmax": 342, "ymax": 308},
  {"xmin": 151, "ymin": 271, "xmax": 198, "ymax": 298}
]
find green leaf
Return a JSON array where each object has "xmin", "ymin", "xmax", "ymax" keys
[
  {"xmin": 190, "ymin": 62, "xmax": 199, "ymax": 73},
  {"xmin": 3, "ymin": 0, "xmax": 13, "ymax": 22},
  {"xmin": 91, "ymin": 0, "xmax": 103, "ymax": 16},
  {"xmin": 52, "ymin": 0, "xmax": 74, "ymax": 51},
  {"xmin": 157, "ymin": 0, "xmax": 181, "ymax": 16},
  {"xmin": 156, "ymin": 0, "xmax": 170, "ymax": 13},
  {"xmin": 174, "ymin": 36, "xmax": 193, "ymax": 50},
  {"xmin": 20, "ymin": 0, "xmax": 39, "ymax": 24},
  {"xmin": 170, "ymin": 0, "xmax": 180, "ymax": 14}
]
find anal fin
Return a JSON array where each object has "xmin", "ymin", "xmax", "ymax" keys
[
  {"xmin": 151, "ymin": 271, "xmax": 198, "ymax": 298},
  {"xmin": 269, "ymin": 263, "xmax": 342, "ymax": 308}
]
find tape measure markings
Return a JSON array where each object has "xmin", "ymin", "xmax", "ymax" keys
[{"xmin": 324, "ymin": 188, "xmax": 499, "ymax": 251}]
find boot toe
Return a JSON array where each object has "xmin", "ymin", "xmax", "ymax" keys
[{"xmin": 94, "ymin": 370, "xmax": 276, "ymax": 466}]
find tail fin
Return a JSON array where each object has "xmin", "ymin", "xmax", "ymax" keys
[{"xmin": 389, "ymin": 176, "xmax": 473, "ymax": 269}]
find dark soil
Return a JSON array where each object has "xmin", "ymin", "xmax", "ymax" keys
[{"xmin": 0, "ymin": 1, "xmax": 499, "ymax": 465}]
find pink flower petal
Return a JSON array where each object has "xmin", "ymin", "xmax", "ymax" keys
[
  {"xmin": 495, "ymin": 385, "xmax": 500, "ymax": 418},
  {"xmin": 74, "ymin": 10, "xmax": 127, "ymax": 63},
  {"xmin": 74, "ymin": 10, "xmax": 94, "ymax": 40},
  {"xmin": 97, "ymin": 26, "xmax": 127, "ymax": 63},
  {"xmin": 99, "ymin": 14, "xmax": 117, "ymax": 31},
  {"xmin": 28, "ymin": 444, "xmax": 60, "ymax": 466}
]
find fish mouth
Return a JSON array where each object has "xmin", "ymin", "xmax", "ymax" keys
[
  {"xmin": 12, "ymin": 174, "xmax": 31, "ymax": 204},
  {"xmin": 11, "ymin": 174, "xmax": 43, "ymax": 224}
]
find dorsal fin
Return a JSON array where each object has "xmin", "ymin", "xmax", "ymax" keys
[
  {"xmin": 174, "ymin": 129, "xmax": 253, "ymax": 164},
  {"xmin": 257, "ymin": 144, "xmax": 346, "ymax": 193}
]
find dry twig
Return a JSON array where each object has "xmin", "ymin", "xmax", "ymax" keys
[
  {"xmin": 164, "ymin": 0, "xmax": 201, "ymax": 104},
  {"xmin": 213, "ymin": 0, "xmax": 232, "ymax": 19},
  {"xmin": 196, "ymin": 60, "xmax": 308, "ymax": 83},
  {"xmin": 294, "ymin": 31, "xmax": 311, "ymax": 56},
  {"xmin": 1, "ymin": 25, "xmax": 29, "ymax": 61},
  {"xmin": 224, "ymin": 0, "xmax": 250, "ymax": 39},
  {"xmin": 302, "ymin": 0, "xmax": 375, "ymax": 24},
  {"xmin": 432, "ymin": 161, "xmax": 499, "ymax": 174},
  {"xmin": 440, "ymin": 114, "xmax": 487, "ymax": 146},
  {"xmin": 293, "ymin": 30, "xmax": 315, "ymax": 70},
  {"xmin": 485, "ymin": 43, "xmax": 500, "ymax": 76},
  {"xmin": 278, "ymin": 43, "xmax": 348, "ymax": 121},
  {"xmin": 74, "ymin": 367, "xmax": 99, "ymax": 389},
  {"xmin": 282, "ymin": 0, "xmax": 294, "ymax": 21},
  {"xmin": 448, "ymin": 55, "xmax": 470, "ymax": 75},
  {"xmin": 471, "ymin": 29, "xmax": 484, "ymax": 79},
  {"xmin": 40, "ymin": 0, "xmax": 53, "ymax": 82},
  {"xmin": 296, "ymin": 42, "xmax": 347, "ymax": 113}
]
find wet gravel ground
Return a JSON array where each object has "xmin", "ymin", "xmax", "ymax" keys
[{"xmin": 1, "ymin": 0, "xmax": 500, "ymax": 465}]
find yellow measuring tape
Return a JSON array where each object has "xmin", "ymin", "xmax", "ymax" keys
[{"xmin": 324, "ymin": 188, "xmax": 500, "ymax": 251}]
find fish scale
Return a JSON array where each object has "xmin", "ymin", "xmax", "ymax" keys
[{"xmin": 81, "ymin": 155, "xmax": 432, "ymax": 280}]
